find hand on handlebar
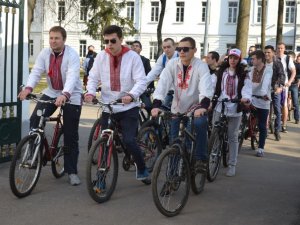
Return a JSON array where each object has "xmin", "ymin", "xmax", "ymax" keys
[
  {"xmin": 194, "ymin": 108, "xmax": 207, "ymax": 117},
  {"xmin": 241, "ymin": 98, "xmax": 251, "ymax": 106},
  {"xmin": 121, "ymin": 95, "xmax": 133, "ymax": 104},
  {"xmin": 151, "ymin": 108, "xmax": 160, "ymax": 118},
  {"xmin": 84, "ymin": 94, "xmax": 94, "ymax": 103},
  {"xmin": 18, "ymin": 89, "xmax": 31, "ymax": 101},
  {"xmin": 55, "ymin": 95, "xmax": 67, "ymax": 107}
]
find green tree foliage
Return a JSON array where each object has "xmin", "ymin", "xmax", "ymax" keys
[{"xmin": 84, "ymin": 0, "xmax": 137, "ymax": 45}]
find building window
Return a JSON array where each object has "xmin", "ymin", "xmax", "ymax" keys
[
  {"xmin": 149, "ymin": 41, "xmax": 158, "ymax": 60},
  {"xmin": 79, "ymin": 40, "xmax": 87, "ymax": 57},
  {"xmin": 201, "ymin": 2, "xmax": 206, "ymax": 23},
  {"xmin": 151, "ymin": 2, "xmax": 159, "ymax": 22},
  {"xmin": 127, "ymin": 1, "xmax": 135, "ymax": 21},
  {"xmin": 256, "ymin": 0, "xmax": 268, "ymax": 23},
  {"xmin": 29, "ymin": 39, "xmax": 34, "ymax": 56},
  {"xmin": 80, "ymin": 0, "xmax": 87, "ymax": 21},
  {"xmin": 228, "ymin": 1, "xmax": 238, "ymax": 23},
  {"xmin": 176, "ymin": 2, "xmax": 185, "ymax": 22},
  {"xmin": 285, "ymin": 1, "xmax": 295, "ymax": 24},
  {"xmin": 58, "ymin": 1, "xmax": 65, "ymax": 21},
  {"xmin": 296, "ymin": 46, "xmax": 300, "ymax": 52},
  {"xmin": 255, "ymin": 44, "xmax": 262, "ymax": 50},
  {"xmin": 285, "ymin": 45, "xmax": 293, "ymax": 51}
]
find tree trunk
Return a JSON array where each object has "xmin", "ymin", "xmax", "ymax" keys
[
  {"xmin": 276, "ymin": 0, "xmax": 284, "ymax": 46},
  {"xmin": 156, "ymin": 0, "xmax": 166, "ymax": 59},
  {"xmin": 261, "ymin": 0, "xmax": 266, "ymax": 49},
  {"xmin": 235, "ymin": 0, "xmax": 251, "ymax": 58},
  {"xmin": 27, "ymin": 0, "xmax": 37, "ymax": 34}
]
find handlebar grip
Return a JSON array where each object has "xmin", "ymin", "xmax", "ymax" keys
[
  {"xmin": 92, "ymin": 98, "xmax": 99, "ymax": 104},
  {"xmin": 26, "ymin": 93, "xmax": 37, "ymax": 100}
]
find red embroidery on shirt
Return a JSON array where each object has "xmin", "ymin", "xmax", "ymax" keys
[{"xmin": 177, "ymin": 65, "xmax": 192, "ymax": 90}]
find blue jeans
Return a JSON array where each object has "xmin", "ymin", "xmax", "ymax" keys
[
  {"xmin": 254, "ymin": 108, "xmax": 269, "ymax": 149},
  {"xmin": 271, "ymin": 92, "xmax": 282, "ymax": 132},
  {"xmin": 140, "ymin": 93, "xmax": 152, "ymax": 114},
  {"xmin": 289, "ymin": 84, "xmax": 300, "ymax": 121},
  {"xmin": 169, "ymin": 115, "xmax": 208, "ymax": 161},
  {"xmin": 101, "ymin": 107, "xmax": 145, "ymax": 171},
  {"xmin": 163, "ymin": 90, "xmax": 174, "ymax": 109},
  {"xmin": 30, "ymin": 94, "xmax": 82, "ymax": 174}
]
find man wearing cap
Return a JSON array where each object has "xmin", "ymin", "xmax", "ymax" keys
[{"xmin": 213, "ymin": 48, "xmax": 252, "ymax": 176}]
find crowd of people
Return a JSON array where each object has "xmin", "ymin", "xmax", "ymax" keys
[{"xmin": 18, "ymin": 25, "xmax": 300, "ymax": 186}]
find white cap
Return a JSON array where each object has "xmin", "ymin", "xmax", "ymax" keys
[{"xmin": 228, "ymin": 48, "xmax": 241, "ymax": 58}]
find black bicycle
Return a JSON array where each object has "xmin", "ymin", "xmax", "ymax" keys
[
  {"xmin": 207, "ymin": 98, "xmax": 240, "ymax": 182},
  {"xmin": 151, "ymin": 112, "xmax": 206, "ymax": 217},
  {"xmin": 86, "ymin": 99, "xmax": 160, "ymax": 203}
]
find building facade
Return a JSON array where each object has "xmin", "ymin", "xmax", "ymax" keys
[{"xmin": 29, "ymin": 0, "xmax": 300, "ymax": 64}]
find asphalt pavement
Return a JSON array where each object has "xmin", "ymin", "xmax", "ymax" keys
[{"xmin": 0, "ymin": 104, "xmax": 300, "ymax": 225}]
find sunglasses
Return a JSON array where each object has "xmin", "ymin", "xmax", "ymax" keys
[
  {"xmin": 104, "ymin": 39, "xmax": 117, "ymax": 44},
  {"xmin": 176, "ymin": 47, "xmax": 193, "ymax": 53}
]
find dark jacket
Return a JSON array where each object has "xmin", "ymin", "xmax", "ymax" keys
[
  {"xmin": 271, "ymin": 57, "xmax": 285, "ymax": 89},
  {"xmin": 140, "ymin": 55, "xmax": 154, "ymax": 88}
]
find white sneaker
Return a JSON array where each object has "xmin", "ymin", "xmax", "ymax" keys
[
  {"xmin": 226, "ymin": 165, "xmax": 236, "ymax": 177},
  {"xmin": 69, "ymin": 174, "xmax": 81, "ymax": 186},
  {"xmin": 256, "ymin": 148, "xmax": 264, "ymax": 157}
]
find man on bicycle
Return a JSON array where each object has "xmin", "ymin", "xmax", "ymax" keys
[
  {"xmin": 151, "ymin": 37, "xmax": 213, "ymax": 172},
  {"xmin": 84, "ymin": 25, "xmax": 149, "ymax": 180},
  {"xmin": 18, "ymin": 26, "xmax": 82, "ymax": 186}
]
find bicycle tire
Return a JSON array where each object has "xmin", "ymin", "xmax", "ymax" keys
[
  {"xmin": 207, "ymin": 129, "xmax": 222, "ymax": 182},
  {"xmin": 137, "ymin": 127, "xmax": 162, "ymax": 173},
  {"xmin": 238, "ymin": 121, "xmax": 247, "ymax": 153},
  {"xmin": 191, "ymin": 167, "xmax": 206, "ymax": 194},
  {"xmin": 222, "ymin": 134, "xmax": 229, "ymax": 167},
  {"xmin": 268, "ymin": 106, "xmax": 275, "ymax": 134},
  {"xmin": 152, "ymin": 144, "xmax": 190, "ymax": 217},
  {"xmin": 87, "ymin": 118, "xmax": 101, "ymax": 152},
  {"xmin": 251, "ymin": 136, "xmax": 259, "ymax": 150},
  {"xmin": 9, "ymin": 134, "xmax": 43, "ymax": 198},
  {"xmin": 86, "ymin": 137, "xmax": 118, "ymax": 203},
  {"xmin": 51, "ymin": 130, "xmax": 65, "ymax": 178}
]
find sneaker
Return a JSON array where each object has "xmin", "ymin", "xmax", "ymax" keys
[
  {"xmin": 226, "ymin": 165, "xmax": 236, "ymax": 177},
  {"xmin": 69, "ymin": 174, "xmax": 81, "ymax": 186},
  {"xmin": 274, "ymin": 131, "xmax": 281, "ymax": 141},
  {"xmin": 194, "ymin": 160, "xmax": 207, "ymax": 174},
  {"xmin": 281, "ymin": 126, "xmax": 288, "ymax": 133},
  {"xmin": 136, "ymin": 167, "xmax": 149, "ymax": 181},
  {"xmin": 256, "ymin": 148, "xmax": 264, "ymax": 157}
]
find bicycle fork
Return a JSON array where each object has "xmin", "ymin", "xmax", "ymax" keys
[{"xmin": 22, "ymin": 133, "xmax": 42, "ymax": 168}]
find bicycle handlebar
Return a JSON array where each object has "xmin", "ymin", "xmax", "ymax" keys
[{"xmin": 26, "ymin": 94, "xmax": 70, "ymax": 104}]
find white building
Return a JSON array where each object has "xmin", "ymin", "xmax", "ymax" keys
[{"xmin": 29, "ymin": 0, "xmax": 300, "ymax": 64}]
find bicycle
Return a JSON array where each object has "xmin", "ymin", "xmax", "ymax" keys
[
  {"xmin": 86, "ymin": 99, "xmax": 161, "ymax": 203},
  {"xmin": 151, "ymin": 111, "xmax": 206, "ymax": 217},
  {"xmin": 9, "ymin": 94, "xmax": 66, "ymax": 198},
  {"xmin": 207, "ymin": 98, "xmax": 240, "ymax": 182}
]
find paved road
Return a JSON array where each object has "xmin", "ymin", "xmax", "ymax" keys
[{"xmin": 0, "ymin": 104, "xmax": 300, "ymax": 225}]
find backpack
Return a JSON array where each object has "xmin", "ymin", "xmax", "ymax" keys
[
  {"xmin": 86, "ymin": 54, "xmax": 95, "ymax": 75},
  {"xmin": 162, "ymin": 52, "xmax": 179, "ymax": 68}
]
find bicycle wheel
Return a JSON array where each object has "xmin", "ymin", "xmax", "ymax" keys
[
  {"xmin": 238, "ymin": 120, "xmax": 247, "ymax": 153},
  {"xmin": 251, "ymin": 135, "xmax": 259, "ymax": 150},
  {"xmin": 51, "ymin": 130, "xmax": 65, "ymax": 178},
  {"xmin": 9, "ymin": 134, "xmax": 43, "ymax": 198},
  {"xmin": 137, "ymin": 127, "xmax": 162, "ymax": 172},
  {"xmin": 222, "ymin": 134, "xmax": 229, "ymax": 167},
  {"xmin": 190, "ymin": 163, "xmax": 206, "ymax": 194},
  {"xmin": 207, "ymin": 129, "xmax": 222, "ymax": 182},
  {"xmin": 152, "ymin": 144, "xmax": 190, "ymax": 217},
  {"xmin": 268, "ymin": 106, "xmax": 275, "ymax": 134},
  {"xmin": 86, "ymin": 137, "xmax": 118, "ymax": 203},
  {"xmin": 87, "ymin": 118, "xmax": 101, "ymax": 152}
]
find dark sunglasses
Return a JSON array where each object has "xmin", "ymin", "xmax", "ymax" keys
[
  {"xmin": 104, "ymin": 39, "xmax": 117, "ymax": 44},
  {"xmin": 176, "ymin": 47, "xmax": 193, "ymax": 53}
]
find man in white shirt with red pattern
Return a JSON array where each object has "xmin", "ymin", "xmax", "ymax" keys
[
  {"xmin": 18, "ymin": 26, "xmax": 82, "ymax": 186},
  {"xmin": 84, "ymin": 25, "xmax": 148, "ymax": 180}
]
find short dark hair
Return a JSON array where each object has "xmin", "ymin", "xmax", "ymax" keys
[
  {"xmin": 179, "ymin": 37, "xmax": 196, "ymax": 49},
  {"xmin": 249, "ymin": 45, "xmax": 256, "ymax": 50},
  {"xmin": 103, "ymin": 25, "xmax": 123, "ymax": 38},
  {"xmin": 264, "ymin": 45, "xmax": 275, "ymax": 52},
  {"xmin": 288, "ymin": 51, "xmax": 296, "ymax": 59},
  {"xmin": 88, "ymin": 45, "xmax": 94, "ymax": 50},
  {"xmin": 251, "ymin": 50, "xmax": 266, "ymax": 63},
  {"xmin": 49, "ymin": 26, "xmax": 67, "ymax": 41},
  {"xmin": 132, "ymin": 40, "xmax": 142, "ymax": 49},
  {"xmin": 208, "ymin": 51, "xmax": 220, "ymax": 62},
  {"xmin": 163, "ymin": 38, "xmax": 175, "ymax": 45},
  {"xmin": 277, "ymin": 41, "xmax": 286, "ymax": 47}
]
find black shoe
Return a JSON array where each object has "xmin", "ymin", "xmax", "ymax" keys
[
  {"xmin": 274, "ymin": 132, "xmax": 281, "ymax": 141},
  {"xmin": 281, "ymin": 126, "xmax": 288, "ymax": 133},
  {"xmin": 295, "ymin": 120, "xmax": 299, "ymax": 124}
]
